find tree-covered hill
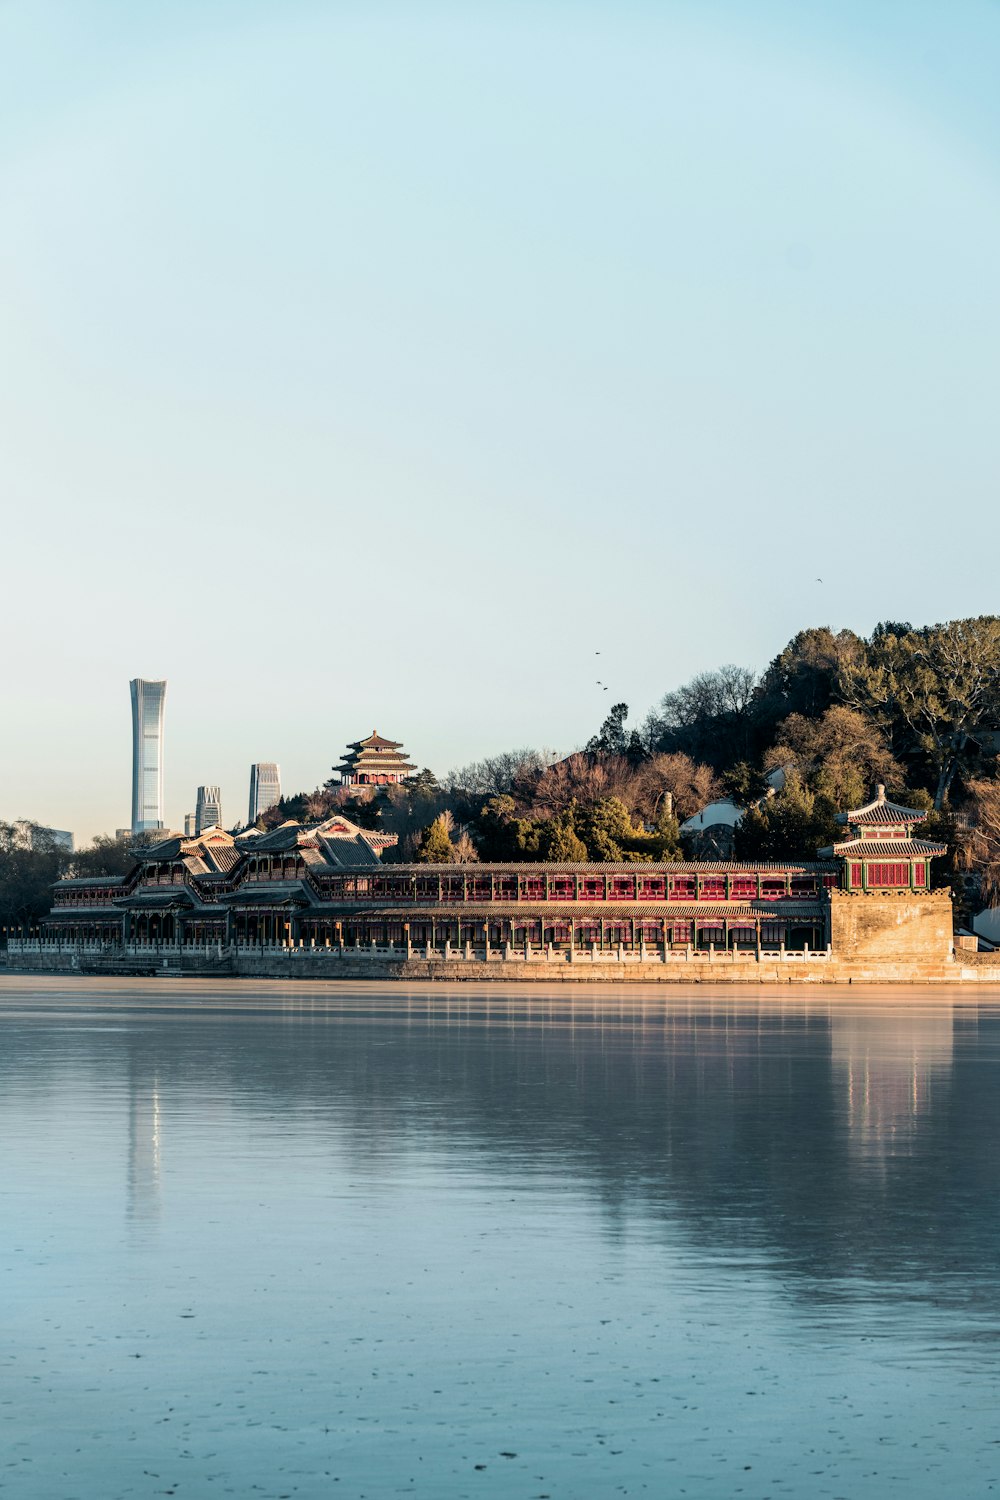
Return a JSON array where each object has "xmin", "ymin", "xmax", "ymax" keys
[{"xmin": 7, "ymin": 616, "xmax": 1000, "ymax": 932}]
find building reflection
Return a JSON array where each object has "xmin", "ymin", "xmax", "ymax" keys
[
  {"xmin": 4, "ymin": 989, "xmax": 995, "ymax": 1296},
  {"xmin": 830, "ymin": 1006, "xmax": 955, "ymax": 1163},
  {"xmin": 127, "ymin": 1065, "xmax": 161, "ymax": 1229}
]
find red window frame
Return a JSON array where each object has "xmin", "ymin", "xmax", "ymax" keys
[{"xmin": 867, "ymin": 862, "xmax": 909, "ymax": 887}]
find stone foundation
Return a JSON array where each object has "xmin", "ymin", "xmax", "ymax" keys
[
  {"xmin": 2, "ymin": 947, "xmax": 969, "ymax": 984},
  {"xmin": 828, "ymin": 889, "xmax": 953, "ymax": 965}
]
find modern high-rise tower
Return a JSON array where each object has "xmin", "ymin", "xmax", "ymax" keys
[
  {"xmin": 248, "ymin": 762, "xmax": 281, "ymax": 824},
  {"xmin": 130, "ymin": 679, "xmax": 167, "ymax": 833},
  {"xmin": 195, "ymin": 785, "xmax": 223, "ymax": 834}
]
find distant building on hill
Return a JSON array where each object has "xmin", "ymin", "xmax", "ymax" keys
[
  {"xmin": 680, "ymin": 798, "xmax": 743, "ymax": 859},
  {"xmin": 248, "ymin": 763, "xmax": 281, "ymax": 824},
  {"xmin": 195, "ymin": 785, "xmax": 222, "ymax": 834},
  {"xmin": 336, "ymin": 731, "xmax": 415, "ymax": 787},
  {"xmin": 681, "ymin": 767, "xmax": 788, "ymax": 858},
  {"xmin": 184, "ymin": 814, "xmax": 197, "ymax": 837}
]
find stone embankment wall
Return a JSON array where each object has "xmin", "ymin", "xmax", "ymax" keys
[
  {"xmin": 223, "ymin": 954, "xmax": 962, "ymax": 983},
  {"xmin": 829, "ymin": 890, "xmax": 953, "ymax": 964},
  {"xmin": 948, "ymin": 949, "xmax": 1000, "ymax": 981},
  {"xmin": 2, "ymin": 949, "xmax": 968, "ymax": 983}
]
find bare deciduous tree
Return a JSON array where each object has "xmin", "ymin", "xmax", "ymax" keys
[
  {"xmin": 645, "ymin": 664, "xmax": 759, "ymax": 764},
  {"xmin": 530, "ymin": 752, "xmax": 637, "ymax": 817},
  {"xmin": 302, "ymin": 790, "xmax": 337, "ymax": 821},
  {"xmin": 955, "ymin": 774, "xmax": 1000, "ymax": 904},
  {"xmin": 451, "ymin": 830, "xmax": 480, "ymax": 864},
  {"xmin": 445, "ymin": 747, "xmax": 556, "ymax": 802},
  {"xmin": 631, "ymin": 753, "xmax": 723, "ymax": 823}
]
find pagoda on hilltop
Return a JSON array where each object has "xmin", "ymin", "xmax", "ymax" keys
[
  {"xmin": 820, "ymin": 785, "xmax": 947, "ymax": 892},
  {"xmin": 336, "ymin": 731, "xmax": 416, "ymax": 787}
]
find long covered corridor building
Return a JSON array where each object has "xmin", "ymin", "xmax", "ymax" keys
[{"xmin": 43, "ymin": 816, "xmax": 842, "ymax": 954}]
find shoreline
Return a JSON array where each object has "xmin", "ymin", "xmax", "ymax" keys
[{"xmin": 4, "ymin": 952, "xmax": 997, "ymax": 985}]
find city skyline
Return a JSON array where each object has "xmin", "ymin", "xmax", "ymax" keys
[{"xmin": 12, "ymin": 665, "xmax": 428, "ymax": 842}]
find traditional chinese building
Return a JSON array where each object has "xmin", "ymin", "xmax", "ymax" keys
[
  {"xmin": 336, "ymin": 731, "xmax": 416, "ymax": 786},
  {"xmin": 44, "ymin": 832, "xmax": 837, "ymax": 953},
  {"xmin": 44, "ymin": 817, "xmax": 384, "ymax": 948},
  {"xmin": 819, "ymin": 785, "xmax": 946, "ymax": 892},
  {"xmin": 38, "ymin": 787, "xmax": 952, "ymax": 964}
]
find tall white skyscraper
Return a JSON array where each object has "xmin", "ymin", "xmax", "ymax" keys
[
  {"xmin": 195, "ymin": 785, "xmax": 223, "ymax": 834},
  {"xmin": 248, "ymin": 762, "xmax": 281, "ymax": 824},
  {"xmin": 130, "ymin": 679, "xmax": 166, "ymax": 833}
]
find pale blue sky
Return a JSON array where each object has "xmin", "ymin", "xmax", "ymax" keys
[{"xmin": 2, "ymin": 1, "xmax": 999, "ymax": 840}]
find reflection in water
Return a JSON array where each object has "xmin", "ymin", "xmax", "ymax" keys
[
  {"xmin": 127, "ymin": 1066, "xmax": 161, "ymax": 1228},
  {"xmin": 832, "ymin": 1009, "xmax": 955, "ymax": 1163},
  {"xmin": 1, "ymin": 980, "xmax": 1000, "ymax": 1500}
]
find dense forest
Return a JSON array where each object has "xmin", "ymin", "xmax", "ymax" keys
[{"xmin": 7, "ymin": 617, "xmax": 1000, "ymax": 930}]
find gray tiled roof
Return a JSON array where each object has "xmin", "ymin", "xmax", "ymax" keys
[
  {"xmin": 837, "ymin": 794, "xmax": 929, "ymax": 826},
  {"xmin": 329, "ymin": 860, "xmax": 836, "ymax": 874},
  {"xmin": 225, "ymin": 892, "xmax": 306, "ymax": 910},
  {"xmin": 202, "ymin": 845, "xmax": 241, "ymax": 872},
  {"xmin": 139, "ymin": 836, "xmax": 186, "ymax": 860},
  {"xmin": 249, "ymin": 823, "xmax": 306, "ymax": 852},
  {"xmin": 319, "ymin": 834, "xmax": 381, "ymax": 867},
  {"xmin": 822, "ymin": 838, "xmax": 947, "ymax": 858},
  {"xmin": 114, "ymin": 890, "xmax": 194, "ymax": 909},
  {"xmin": 301, "ymin": 901, "xmax": 826, "ymax": 920}
]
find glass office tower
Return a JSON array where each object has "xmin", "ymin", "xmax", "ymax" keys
[
  {"xmin": 130, "ymin": 679, "xmax": 166, "ymax": 833},
  {"xmin": 195, "ymin": 785, "xmax": 223, "ymax": 834},
  {"xmin": 248, "ymin": 762, "xmax": 281, "ymax": 824}
]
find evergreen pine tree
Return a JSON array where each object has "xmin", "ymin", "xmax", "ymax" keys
[
  {"xmin": 417, "ymin": 816, "xmax": 455, "ymax": 863},
  {"xmin": 542, "ymin": 809, "xmax": 589, "ymax": 862}
]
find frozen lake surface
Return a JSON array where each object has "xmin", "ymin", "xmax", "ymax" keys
[{"xmin": 2, "ymin": 976, "xmax": 999, "ymax": 1499}]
